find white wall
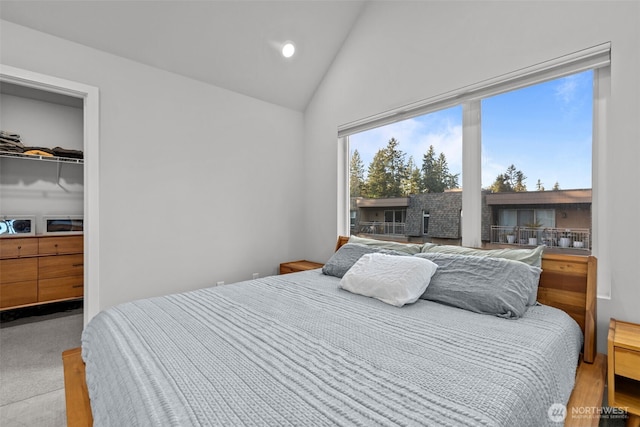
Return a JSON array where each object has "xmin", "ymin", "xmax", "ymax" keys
[
  {"xmin": 1, "ymin": 20, "xmax": 306, "ymax": 310},
  {"xmin": 0, "ymin": 93, "xmax": 84, "ymax": 234},
  {"xmin": 303, "ymin": 1, "xmax": 640, "ymax": 354}
]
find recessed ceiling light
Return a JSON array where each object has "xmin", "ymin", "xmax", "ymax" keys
[{"xmin": 282, "ymin": 42, "xmax": 295, "ymax": 58}]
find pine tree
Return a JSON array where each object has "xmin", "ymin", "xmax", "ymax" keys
[
  {"xmin": 421, "ymin": 145, "xmax": 438, "ymax": 193},
  {"xmin": 438, "ymin": 152, "xmax": 461, "ymax": 191},
  {"xmin": 490, "ymin": 164, "xmax": 527, "ymax": 192},
  {"xmin": 513, "ymin": 170, "xmax": 527, "ymax": 192},
  {"xmin": 421, "ymin": 145, "xmax": 459, "ymax": 193},
  {"xmin": 365, "ymin": 138, "xmax": 408, "ymax": 198},
  {"xmin": 363, "ymin": 141, "xmax": 459, "ymax": 197},
  {"xmin": 447, "ymin": 171, "xmax": 460, "ymax": 190},
  {"xmin": 349, "ymin": 149, "xmax": 366, "ymax": 197},
  {"xmin": 366, "ymin": 148, "xmax": 389, "ymax": 198},
  {"xmin": 490, "ymin": 173, "xmax": 511, "ymax": 192},
  {"xmin": 385, "ymin": 138, "xmax": 407, "ymax": 197},
  {"xmin": 403, "ymin": 156, "xmax": 422, "ymax": 196},
  {"xmin": 536, "ymin": 179, "xmax": 545, "ymax": 191},
  {"xmin": 553, "ymin": 181, "xmax": 560, "ymax": 190}
]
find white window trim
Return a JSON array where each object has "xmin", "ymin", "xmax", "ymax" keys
[
  {"xmin": 338, "ymin": 43, "xmax": 610, "ymax": 138},
  {"xmin": 338, "ymin": 43, "xmax": 611, "ymax": 298},
  {"xmin": 592, "ymin": 66, "xmax": 611, "ymax": 299},
  {"xmin": 462, "ymin": 100, "xmax": 482, "ymax": 248},
  {"xmin": 337, "ymin": 136, "xmax": 350, "ymax": 237}
]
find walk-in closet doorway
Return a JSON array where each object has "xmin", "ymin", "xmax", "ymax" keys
[{"xmin": 0, "ymin": 64, "xmax": 100, "ymax": 326}]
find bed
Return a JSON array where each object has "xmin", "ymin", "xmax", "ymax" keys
[{"xmin": 63, "ymin": 236, "xmax": 606, "ymax": 427}]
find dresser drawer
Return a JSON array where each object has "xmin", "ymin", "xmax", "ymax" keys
[
  {"xmin": 0, "ymin": 238, "xmax": 38, "ymax": 259},
  {"xmin": 38, "ymin": 276, "xmax": 83, "ymax": 302},
  {"xmin": 38, "ymin": 236, "xmax": 83, "ymax": 255},
  {"xmin": 615, "ymin": 347, "xmax": 640, "ymax": 382},
  {"xmin": 0, "ymin": 258, "xmax": 38, "ymax": 284},
  {"xmin": 38, "ymin": 254, "xmax": 84, "ymax": 279},
  {"xmin": 0, "ymin": 280, "xmax": 38, "ymax": 308}
]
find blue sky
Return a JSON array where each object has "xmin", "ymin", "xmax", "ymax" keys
[{"xmin": 349, "ymin": 69, "xmax": 593, "ymax": 190}]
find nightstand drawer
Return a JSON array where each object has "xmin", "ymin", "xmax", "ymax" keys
[
  {"xmin": 279, "ymin": 260, "xmax": 324, "ymax": 274},
  {"xmin": 615, "ymin": 347, "xmax": 640, "ymax": 382},
  {"xmin": 279, "ymin": 265, "xmax": 297, "ymax": 274}
]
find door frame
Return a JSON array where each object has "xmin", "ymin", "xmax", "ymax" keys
[{"xmin": 1, "ymin": 64, "xmax": 100, "ymax": 325}]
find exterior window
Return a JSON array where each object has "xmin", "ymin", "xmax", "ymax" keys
[
  {"xmin": 423, "ymin": 211, "xmax": 430, "ymax": 235},
  {"xmin": 483, "ymin": 70, "xmax": 593, "ymax": 251},
  {"xmin": 348, "ymin": 106, "xmax": 462, "ymax": 241},
  {"xmin": 383, "ymin": 210, "xmax": 406, "ymax": 235},
  {"xmin": 498, "ymin": 209, "xmax": 555, "ymax": 228},
  {"xmin": 535, "ymin": 209, "xmax": 555, "ymax": 227},
  {"xmin": 340, "ymin": 45, "xmax": 609, "ymax": 292},
  {"xmin": 345, "ymin": 63, "xmax": 600, "ymax": 254},
  {"xmin": 384, "ymin": 210, "xmax": 406, "ymax": 223},
  {"xmin": 498, "ymin": 210, "xmax": 517, "ymax": 227}
]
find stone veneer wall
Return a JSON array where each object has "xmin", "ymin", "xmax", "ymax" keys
[
  {"xmin": 406, "ymin": 192, "xmax": 492, "ymax": 241},
  {"xmin": 406, "ymin": 193, "xmax": 461, "ymax": 238}
]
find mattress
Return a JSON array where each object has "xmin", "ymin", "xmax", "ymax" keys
[{"xmin": 82, "ymin": 269, "xmax": 583, "ymax": 426}]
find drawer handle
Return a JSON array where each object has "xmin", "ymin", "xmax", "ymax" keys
[
  {"xmin": 72, "ymin": 284, "xmax": 83, "ymax": 289},
  {"xmin": 72, "ymin": 263, "xmax": 84, "ymax": 267}
]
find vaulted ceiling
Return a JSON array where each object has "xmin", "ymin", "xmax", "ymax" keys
[{"xmin": 0, "ymin": 1, "xmax": 367, "ymax": 111}]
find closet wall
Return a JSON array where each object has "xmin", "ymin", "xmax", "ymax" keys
[{"xmin": 0, "ymin": 84, "xmax": 83, "ymax": 234}]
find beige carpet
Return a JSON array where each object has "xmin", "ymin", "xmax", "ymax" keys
[{"xmin": 0, "ymin": 305, "xmax": 83, "ymax": 426}]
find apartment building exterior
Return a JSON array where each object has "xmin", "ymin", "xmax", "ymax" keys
[{"xmin": 351, "ymin": 189, "xmax": 592, "ymax": 252}]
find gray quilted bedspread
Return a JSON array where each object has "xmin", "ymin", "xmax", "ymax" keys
[{"xmin": 82, "ymin": 269, "xmax": 582, "ymax": 427}]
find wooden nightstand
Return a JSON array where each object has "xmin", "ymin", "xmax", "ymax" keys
[
  {"xmin": 608, "ymin": 319, "xmax": 640, "ymax": 425},
  {"xmin": 279, "ymin": 260, "xmax": 324, "ymax": 275}
]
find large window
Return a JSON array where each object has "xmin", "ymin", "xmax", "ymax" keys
[
  {"xmin": 346, "ymin": 71, "xmax": 594, "ymax": 249},
  {"xmin": 342, "ymin": 44, "xmax": 608, "ymax": 248},
  {"xmin": 347, "ymin": 107, "xmax": 462, "ymax": 239},
  {"xmin": 340, "ymin": 43, "xmax": 610, "ymax": 294},
  {"xmin": 482, "ymin": 70, "xmax": 593, "ymax": 251},
  {"xmin": 482, "ymin": 70, "xmax": 592, "ymax": 191},
  {"xmin": 349, "ymin": 106, "xmax": 462, "ymax": 199}
]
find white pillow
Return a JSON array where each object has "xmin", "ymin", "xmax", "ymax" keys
[{"xmin": 339, "ymin": 253, "xmax": 438, "ymax": 307}]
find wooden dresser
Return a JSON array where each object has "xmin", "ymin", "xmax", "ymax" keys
[{"xmin": 0, "ymin": 235, "xmax": 83, "ymax": 310}]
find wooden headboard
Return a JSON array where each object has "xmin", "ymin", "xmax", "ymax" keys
[
  {"xmin": 335, "ymin": 236, "xmax": 597, "ymax": 363},
  {"xmin": 538, "ymin": 253, "xmax": 597, "ymax": 363}
]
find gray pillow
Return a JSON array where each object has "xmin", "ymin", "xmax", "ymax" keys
[
  {"xmin": 415, "ymin": 253, "xmax": 541, "ymax": 319},
  {"xmin": 347, "ymin": 235, "xmax": 424, "ymax": 255},
  {"xmin": 322, "ymin": 243, "xmax": 406, "ymax": 278},
  {"xmin": 420, "ymin": 244, "xmax": 544, "ymax": 267}
]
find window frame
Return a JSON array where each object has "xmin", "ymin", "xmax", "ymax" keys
[
  {"xmin": 423, "ymin": 211, "xmax": 430, "ymax": 235},
  {"xmin": 338, "ymin": 43, "xmax": 610, "ymax": 298},
  {"xmin": 498, "ymin": 208, "xmax": 556, "ymax": 228}
]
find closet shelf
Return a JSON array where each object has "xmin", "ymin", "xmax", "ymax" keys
[{"xmin": 0, "ymin": 151, "xmax": 83, "ymax": 164}]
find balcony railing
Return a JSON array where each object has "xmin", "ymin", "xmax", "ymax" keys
[
  {"xmin": 357, "ymin": 221, "xmax": 406, "ymax": 236},
  {"xmin": 490, "ymin": 226, "xmax": 591, "ymax": 250}
]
